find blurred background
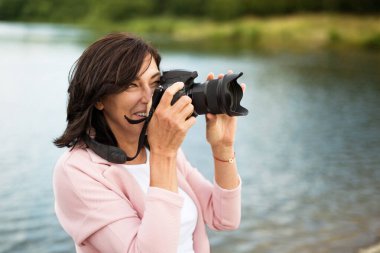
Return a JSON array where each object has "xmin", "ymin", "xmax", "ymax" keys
[{"xmin": 0, "ymin": 0, "xmax": 380, "ymax": 253}]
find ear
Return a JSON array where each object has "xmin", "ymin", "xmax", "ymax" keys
[{"xmin": 95, "ymin": 101, "xmax": 104, "ymax": 110}]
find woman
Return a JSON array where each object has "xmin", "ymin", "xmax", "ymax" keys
[{"xmin": 53, "ymin": 32, "xmax": 242, "ymax": 253}]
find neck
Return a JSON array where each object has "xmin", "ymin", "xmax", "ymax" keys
[
  {"xmin": 117, "ymin": 136, "xmax": 147, "ymax": 165},
  {"xmin": 126, "ymin": 147, "xmax": 147, "ymax": 165}
]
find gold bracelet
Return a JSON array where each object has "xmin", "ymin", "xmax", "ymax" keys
[{"xmin": 213, "ymin": 152, "xmax": 235, "ymax": 164}]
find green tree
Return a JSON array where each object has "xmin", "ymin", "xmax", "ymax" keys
[{"xmin": 0, "ymin": 0, "xmax": 28, "ymax": 20}]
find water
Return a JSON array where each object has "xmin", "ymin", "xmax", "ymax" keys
[{"xmin": 0, "ymin": 22, "xmax": 379, "ymax": 253}]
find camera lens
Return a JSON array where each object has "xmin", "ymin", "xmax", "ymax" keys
[
  {"xmin": 159, "ymin": 70, "xmax": 248, "ymax": 117},
  {"xmin": 191, "ymin": 72, "xmax": 248, "ymax": 116}
]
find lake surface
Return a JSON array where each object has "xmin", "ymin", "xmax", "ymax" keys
[{"xmin": 0, "ymin": 22, "xmax": 379, "ymax": 253}]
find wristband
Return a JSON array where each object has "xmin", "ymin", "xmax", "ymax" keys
[{"xmin": 213, "ymin": 152, "xmax": 235, "ymax": 164}]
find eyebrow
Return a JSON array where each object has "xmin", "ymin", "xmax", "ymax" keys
[{"xmin": 135, "ymin": 71, "xmax": 160, "ymax": 81}]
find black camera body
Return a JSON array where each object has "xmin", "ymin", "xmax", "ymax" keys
[{"xmin": 151, "ymin": 70, "xmax": 248, "ymax": 117}]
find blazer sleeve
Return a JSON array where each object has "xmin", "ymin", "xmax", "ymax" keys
[
  {"xmin": 177, "ymin": 148, "xmax": 241, "ymax": 231},
  {"xmin": 53, "ymin": 151, "xmax": 184, "ymax": 253}
]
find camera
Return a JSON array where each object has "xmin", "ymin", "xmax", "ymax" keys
[
  {"xmin": 86, "ymin": 69, "xmax": 249, "ymax": 164},
  {"xmin": 151, "ymin": 70, "xmax": 249, "ymax": 117}
]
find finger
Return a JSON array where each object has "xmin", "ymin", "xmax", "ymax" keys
[
  {"xmin": 227, "ymin": 69, "xmax": 233, "ymax": 74},
  {"xmin": 241, "ymin": 83, "xmax": 246, "ymax": 93},
  {"xmin": 206, "ymin": 72, "xmax": 214, "ymax": 81},
  {"xmin": 184, "ymin": 116, "xmax": 196, "ymax": 129},
  {"xmin": 159, "ymin": 82, "xmax": 184, "ymax": 107},
  {"xmin": 179, "ymin": 103, "xmax": 194, "ymax": 120},
  {"xmin": 205, "ymin": 113, "xmax": 217, "ymax": 126},
  {"xmin": 206, "ymin": 113, "xmax": 217, "ymax": 121},
  {"xmin": 171, "ymin": 95, "xmax": 192, "ymax": 113}
]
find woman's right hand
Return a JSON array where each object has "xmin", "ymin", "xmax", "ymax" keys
[
  {"xmin": 147, "ymin": 82, "xmax": 196, "ymax": 192},
  {"xmin": 147, "ymin": 82, "xmax": 196, "ymax": 158}
]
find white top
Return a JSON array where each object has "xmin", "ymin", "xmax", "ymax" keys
[{"xmin": 123, "ymin": 150, "xmax": 198, "ymax": 253}]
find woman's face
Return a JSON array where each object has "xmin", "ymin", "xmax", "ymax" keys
[{"xmin": 97, "ymin": 54, "xmax": 160, "ymax": 143}]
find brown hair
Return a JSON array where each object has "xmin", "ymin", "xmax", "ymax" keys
[{"xmin": 54, "ymin": 32, "xmax": 161, "ymax": 148}]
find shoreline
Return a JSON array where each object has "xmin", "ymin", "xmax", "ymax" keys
[
  {"xmin": 1, "ymin": 14, "xmax": 379, "ymax": 53},
  {"xmin": 80, "ymin": 14, "xmax": 380, "ymax": 52}
]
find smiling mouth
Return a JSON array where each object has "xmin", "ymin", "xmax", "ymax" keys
[
  {"xmin": 135, "ymin": 112, "xmax": 148, "ymax": 118},
  {"xmin": 124, "ymin": 111, "xmax": 149, "ymax": 124}
]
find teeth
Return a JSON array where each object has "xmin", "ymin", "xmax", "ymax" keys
[{"xmin": 136, "ymin": 112, "xmax": 148, "ymax": 117}]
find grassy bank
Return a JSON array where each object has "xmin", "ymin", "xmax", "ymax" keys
[{"xmin": 82, "ymin": 14, "xmax": 380, "ymax": 52}]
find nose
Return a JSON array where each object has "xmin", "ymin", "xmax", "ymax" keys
[{"xmin": 141, "ymin": 84, "xmax": 154, "ymax": 103}]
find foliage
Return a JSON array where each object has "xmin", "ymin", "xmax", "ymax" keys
[
  {"xmin": 1, "ymin": 0, "xmax": 379, "ymax": 51},
  {"xmin": 1, "ymin": 0, "xmax": 380, "ymax": 22},
  {"xmin": 364, "ymin": 33, "xmax": 380, "ymax": 49},
  {"xmin": 80, "ymin": 14, "xmax": 380, "ymax": 52}
]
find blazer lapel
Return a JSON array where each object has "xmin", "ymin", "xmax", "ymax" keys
[
  {"xmin": 102, "ymin": 164, "xmax": 146, "ymax": 218},
  {"xmin": 87, "ymin": 148, "xmax": 146, "ymax": 218}
]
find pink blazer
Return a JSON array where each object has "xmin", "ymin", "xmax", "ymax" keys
[{"xmin": 53, "ymin": 147, "xmax": 241, "ymax": 253}]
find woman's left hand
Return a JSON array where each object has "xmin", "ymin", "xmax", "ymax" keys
[{"xmin": 205, "ymin": 71, "xmax": 246, "ymax": 154}]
